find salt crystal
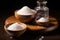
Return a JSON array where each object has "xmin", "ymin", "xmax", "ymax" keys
[
  {"xmin": 37, "ymin": 17, "xmax": 48, "ymax": 22},
  {"xmin": 17, "ymin": 6, "xmax": 35, "ymax": 15}
]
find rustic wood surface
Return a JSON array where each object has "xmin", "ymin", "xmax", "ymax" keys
[{"xmin": 5, "ymin": 16, "xmax": 58, "ymax": 31}]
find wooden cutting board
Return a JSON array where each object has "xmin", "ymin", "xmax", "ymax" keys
[{"xmin": 5, "ymin": 16, "xmax": 58, "ymax": 32}]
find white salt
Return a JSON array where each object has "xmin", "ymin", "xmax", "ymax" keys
[
  {"xmin": 37, "ymin": 17, "xmax": 48, "ymax": 22},
  {"xmin": 17, "ymin": 6, "xmax": 35, "ymax": 15},
  {"xmin": 7, "ymin": 23, "xmax": 26, "ymax": 31}
]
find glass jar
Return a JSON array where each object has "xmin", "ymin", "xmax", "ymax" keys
[{"xmin": 35, "ymin": 1, "xmax": 49, "ymax": 23}]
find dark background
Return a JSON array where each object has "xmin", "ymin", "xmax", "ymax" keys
[
  {"xmin": 0, "ymin": 0, "xmax": 60, "ymax": 14},
  {"xmin": 0, "ymin": 0, "xmax": 60, "ymax": 32},
  {"xmin": 0, "ymin": 0, "xmax": 60, "ymax": 17}
]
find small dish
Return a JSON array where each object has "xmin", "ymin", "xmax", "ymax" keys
[{"xmin": 4, "ymin": 22, "xmax": 27, "ymax": 38}]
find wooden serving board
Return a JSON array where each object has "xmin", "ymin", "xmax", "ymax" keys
[{"xmin": 5, "ymin": 16, "xmax": 58, "ymax": 32}]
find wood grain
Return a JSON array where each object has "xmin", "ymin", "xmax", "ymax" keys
[{"xmin": 5, "ymin": 16, "xmax": 58, "ymax": 31}]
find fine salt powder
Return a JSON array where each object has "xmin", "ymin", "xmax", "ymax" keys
[{"xmin": 7, "ymin": 23, "xmax": 26, "ymax": 31}]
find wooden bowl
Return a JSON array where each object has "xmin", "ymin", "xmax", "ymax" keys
[
  {"xmin": 14, "ymin": 10, "xmax": 37, "ymax": 23},
  {"xmin": 4, "ymin": 22, "xmax": 27, "ymax": 37}
]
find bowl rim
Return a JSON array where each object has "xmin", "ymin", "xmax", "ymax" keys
[
  {"xmin": 4, "ymin": 22, "xmax": 27, "ymax": 31},
  {"xmin": 14, "ymin": 9, "xmax": 37, "ymax": 15}
]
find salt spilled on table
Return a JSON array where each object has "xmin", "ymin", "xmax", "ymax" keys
[
  {"xmin": 37, "ymin": 17, "xmax": 49, "ymax": 22},
  {"xmin": 17, "ymin": 6, "xmax": 35, "ymax": 15},
  {"xmin": 7, "ymin": 23, "xmax": 26, "ymax": 31}
]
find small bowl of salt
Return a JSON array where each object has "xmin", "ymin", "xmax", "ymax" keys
[
  {"xmin": 35, "ymin": 17, "xmax": 49, "ymax": 26},
  {"xmin": 4, "ymin": 22, "xmax": 27, "ymax": 38},
  {"xmin": 15, "ymin": 6, "xmax": 36, "ymax": 23}
]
